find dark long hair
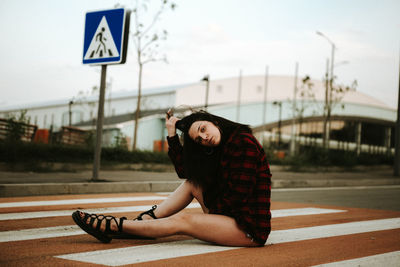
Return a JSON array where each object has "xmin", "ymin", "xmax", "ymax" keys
[{"xmin": 176, "ymin": 111, "xmax": 251, "ymax": 199}]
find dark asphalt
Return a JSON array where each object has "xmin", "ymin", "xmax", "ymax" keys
[{"xmin": 272, "ymin": 186, "xmax": 400, "ymax": 211}]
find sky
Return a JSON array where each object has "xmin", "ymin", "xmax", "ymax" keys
[{"xmin": 0, "ymin": 0, "xmax": 399, "ymax": 109}]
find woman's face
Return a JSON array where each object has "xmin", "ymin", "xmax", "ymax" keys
[{"xmin": 188, "ymin": 120, "xmax": 221, "ymax": 147}]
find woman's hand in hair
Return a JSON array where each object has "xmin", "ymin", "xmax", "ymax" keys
[{"xmin": 166, "ymin": 114, "xmax": 180, "ymax": 137}]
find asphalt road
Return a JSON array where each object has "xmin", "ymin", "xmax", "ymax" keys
[{"xmin": 272, "ymin": 185, "xmax": 400, "ymax": 211}]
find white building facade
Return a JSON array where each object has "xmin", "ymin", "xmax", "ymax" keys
[{"xmin": 0, "ymin": 75, "xmax": 396, "ymax": 151}]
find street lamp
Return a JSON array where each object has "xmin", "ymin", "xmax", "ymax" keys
[
  {"xmin": 317, "ymin": 31, "xmax": 336, "ymax": 149},
  {"xmin": 68, "ymin": 100, "xmax": 74, "ymax": 127},
  {"xmin": 201, "ymin": 75, "xmax": 210, "ymax": 111},
  {"xmin": 273, "ymin": 101, "xmax": 282, "ymax": 148}
]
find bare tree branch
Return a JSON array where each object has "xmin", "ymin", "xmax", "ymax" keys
[{"xmin": 127, "ymin": 0, "xmax": 175, "ymax": 149}]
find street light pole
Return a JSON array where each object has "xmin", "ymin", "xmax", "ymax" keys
[
  {"xmin": 68, "ymin": 100, "xmax": 74, "ymax": 127},
  {"xmin": 290, "ymin": 62, "xmax": 299, "ymax": 156},
  {"xmin": 202, "ymin": 75, "xmax": 210, "ymax": 111},
  {"xmin": 262, "ymin": 65, "xmax": 269, "ymax": 147},
  {"xmin": 317, "ymin": 31, "xmax": 336, "ymax": 149},
  {"xmin": 323, "ymin": 58, "xmax": 329, "ymax": 149},
  {"xmin": 394, "ymin": 49, "xmax": 400, "ymax": 176},
  {"xmin": 273, "ymin": 101, "xmax": 282, "ymax": 148},
  {"xmin": 236, "ymin": 70, "xmax": 242, "ymax": 122}
]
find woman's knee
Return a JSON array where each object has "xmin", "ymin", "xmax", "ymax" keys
[
  {"xmin": 168, "ymin": 212, "xmax": 194, "ymax": 234},
  {"xmin": 181, "ymin": 180, "xmax": 208, "ymax": 213},
  {"xmin": 171, "ymin": 212, "xmax": 193, "ymax": 224}
]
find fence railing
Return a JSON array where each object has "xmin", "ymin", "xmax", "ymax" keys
[
  {"xmin": 0, "ymin": 119, "xmax": 90, "ymax": 146},
  {"xmin": 0, "ymin": 118, "xmax": 38, "ymax": 142},
  {"xmin": 56, "ymin": 126, "xmax": 89, "ymax": 146}
]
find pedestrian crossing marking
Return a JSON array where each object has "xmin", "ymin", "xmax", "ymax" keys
[
  {"xmin": 0, "ymin": 225, "xmax": 84, "ymax": 242},
  {"xmin": 55, "ymin": 218, "xmax": 400, "ymax": 266},
  {"xmin": 0, "ymin": 196, "xmax": 167, "ymax": 208},
  {"xmin": 268, "ymin": 217, "xmax": 400, "ymax": 243},
  {"xmin": 1, "ymin": 193, "xmax": 399, "ymax": 266},
  {"xmin": 0, "ymin": 206, "xmax": 344, "ymax": 221},
  {"xmin": 312, "ymin": 251, "xmax": 400, "ymax": 267},
  {"xmin": 272, "ymin": 207, "xmax": 346, "ymax": 217},
  {"xmin": 83, "ymin": 16, "xmax": 119, "ymax": 60},
  {"xmin": 0, "ymin": 203, "xmax": 201, "ymax": 221},
  {"xmin": 0, "ymin": 208, "xmax": 346, "ymax": 242}
]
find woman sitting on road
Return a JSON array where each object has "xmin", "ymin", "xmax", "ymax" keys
[{"xmin": 72, "ymin": 110, "xmax": 272, "ymax": 247}]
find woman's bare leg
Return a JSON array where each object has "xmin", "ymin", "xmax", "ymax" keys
[
  {"xmin": 80, "ymin": 180, "xmax": 257, "ymax": 246},
  {"xmin": 142, "ymin": 180, "xmax": 208, "ymax": 219},
  {"xmin": 119, "ymin": 212, "xmax": 257, "ymax": 247}
]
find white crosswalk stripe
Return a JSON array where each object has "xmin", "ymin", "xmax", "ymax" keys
[
  {"xmin": 55, "ymin": 218, "xmax": 400, "ymax": 266},
  {"xmin": 312, "ymin": 251, "xmax": 400, "ymax": 267},
  {"xmin": 0, "ymin": 225, "xmax": 85, "ymax": 242},
  {"xmin": 0, "ymin": 203, "xmax": 200, "ymax": 221},
  {"xmin": 0, "ymin": 204, "xmax": 345, "ymax": 221},
  {"xmin": 0, "ymin": 208, "xmax": 344, "ymax": 242},
  {"xmin": 2, "ymin": 194, "xmax": 398, "ymax": 266},
  {"xmin": 0, "ymin": 196, "xmax": 167, "ymax": 208}
]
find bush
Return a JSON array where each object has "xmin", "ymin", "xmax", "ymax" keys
[
  {"xmin": 101, "ymin": 147, "xmax": 169, "ymax": 164},
  {"xmin": 1, "ymin": 141, "xmax": 393, "ymax": 170},
  {"xmin": 0, "ymin": 141, "xmax": 170, "ymax": 164},
  {"xmin": 263, "ymin": 144, "xmax": 393, "ymax": 170}
]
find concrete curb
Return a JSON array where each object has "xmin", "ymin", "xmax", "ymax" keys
[
  {"xmin": 272, "ymin": 178, "xmax": 400, "ymax": 188},
  {"xmin": 0, "ymin": 181, "xmax": 183, "ymax": 197},
  {"xmin": 1, "ymin": 178, "xmax": 400, "ymax": 197}
]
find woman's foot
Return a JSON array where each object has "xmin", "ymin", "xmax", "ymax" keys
[
  {"xmin": 79, "ymin": 211, "xmax": 119, "ymax": 231},
  {"xmin": 72, "ymin": 211, "xmax": 125, "ymax": 243}
]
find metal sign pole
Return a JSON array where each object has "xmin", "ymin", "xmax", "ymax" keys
[
  {"xmin": 82, "ymin": 8, "xmax": 129, "ymax": 181},
  {"xmin": 92, "ymin": 65, "xmax": 107, "ymax": 181}
]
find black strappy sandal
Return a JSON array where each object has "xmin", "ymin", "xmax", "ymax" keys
[
  {"xmin": 72, "ymin": 211, "xmax": 126, "ymax": 243},
  {"xmin": 135, "ymin": 205, "xmax": 158, "ymax": 220}
]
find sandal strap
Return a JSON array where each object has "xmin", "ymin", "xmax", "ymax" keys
[
  {"xmin": 89, "ymin": 215, "xmax": 96, "ymax": 226},
  {"xmin": 103, "ymin": 215, "xmax": 127, "ymax": 234},
  {"xmin": 105, "ymin": 216, "xmax": 112, "ymax": 233},
  {"xmin": 136, "ymin": 205, "xmax": 158, "ymax": 220},
  {"xmin": 118, "ymin": 217, "xmax": 127, "ymax": 232},
  {"xmin": 95, "ymin": 214, "xmax": 105, "ymax": 231},
  {"xmin": 78, "ymin": 211, "xmax": 127, "ymax": 235},
  {"xmin": 81, "ymin": 212, "xmax": 97, "ymax": 227}
]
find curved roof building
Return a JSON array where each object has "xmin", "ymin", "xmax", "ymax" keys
[{"xmin": 0, "ymin": 75, "xmax": 396, "ymax": 151}]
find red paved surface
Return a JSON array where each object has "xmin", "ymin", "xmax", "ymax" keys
[{"xmin": 1, "ymin": 193, "xmax": 399, "ymax": 266}]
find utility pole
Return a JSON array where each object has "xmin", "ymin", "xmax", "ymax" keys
[
  {"xmin": 262, "ymin": 66, "xmax": 269, "ymax": 147},
  {"xmin": 323, "ymin": 58, "xmax": 329, "ymax": 149},
  {"xmin": 68, "ymin": 100, "xmax": 74, "ymax": 127},
  {"xmin": 290, "ymin": 62, "xmax": 299, "ymax": 156},
  {"xmin": 273, "ymin": 101, "xmax": 282, "ymax": 148},
  {"xmin": 202, "ymin": 75, "xmax": 210, "ymax": 111},
  {"xmin": 327, "ymin": 41, "xmax": 335, "ymax": 149},
  {"xmin": 394, "ymin": 49, "xmax": 400, "ymax": 176},
  {"xmin": 317, "ymin": 31, "xmax": 336, "ymax": 150},
  {"xmin": 236, "ymin": 70, "xmax": 242, "ymax": 122}
]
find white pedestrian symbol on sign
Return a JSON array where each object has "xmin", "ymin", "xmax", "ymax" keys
[{"xmin": 84, "ymin": 16, "xmax": 119, "ymax": 60}]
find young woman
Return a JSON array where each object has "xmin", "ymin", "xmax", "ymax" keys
[{"xmin": 72, "ymin": 110, "xmax": 272, "ymax": 247}]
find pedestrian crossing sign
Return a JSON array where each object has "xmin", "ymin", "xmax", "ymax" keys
[{"xmin": 83, "ymin": 8, "xmax": 130, "ymax": 65}]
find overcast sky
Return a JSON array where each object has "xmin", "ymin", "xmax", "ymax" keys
[{"xmin": 0, "ymin": 0, "xmax": 399, "ymax": 109}]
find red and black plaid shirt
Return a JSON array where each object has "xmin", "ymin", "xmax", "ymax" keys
[{"xmin": 167, "ymin": 129, "xmax": 272, "ymax": 245}]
